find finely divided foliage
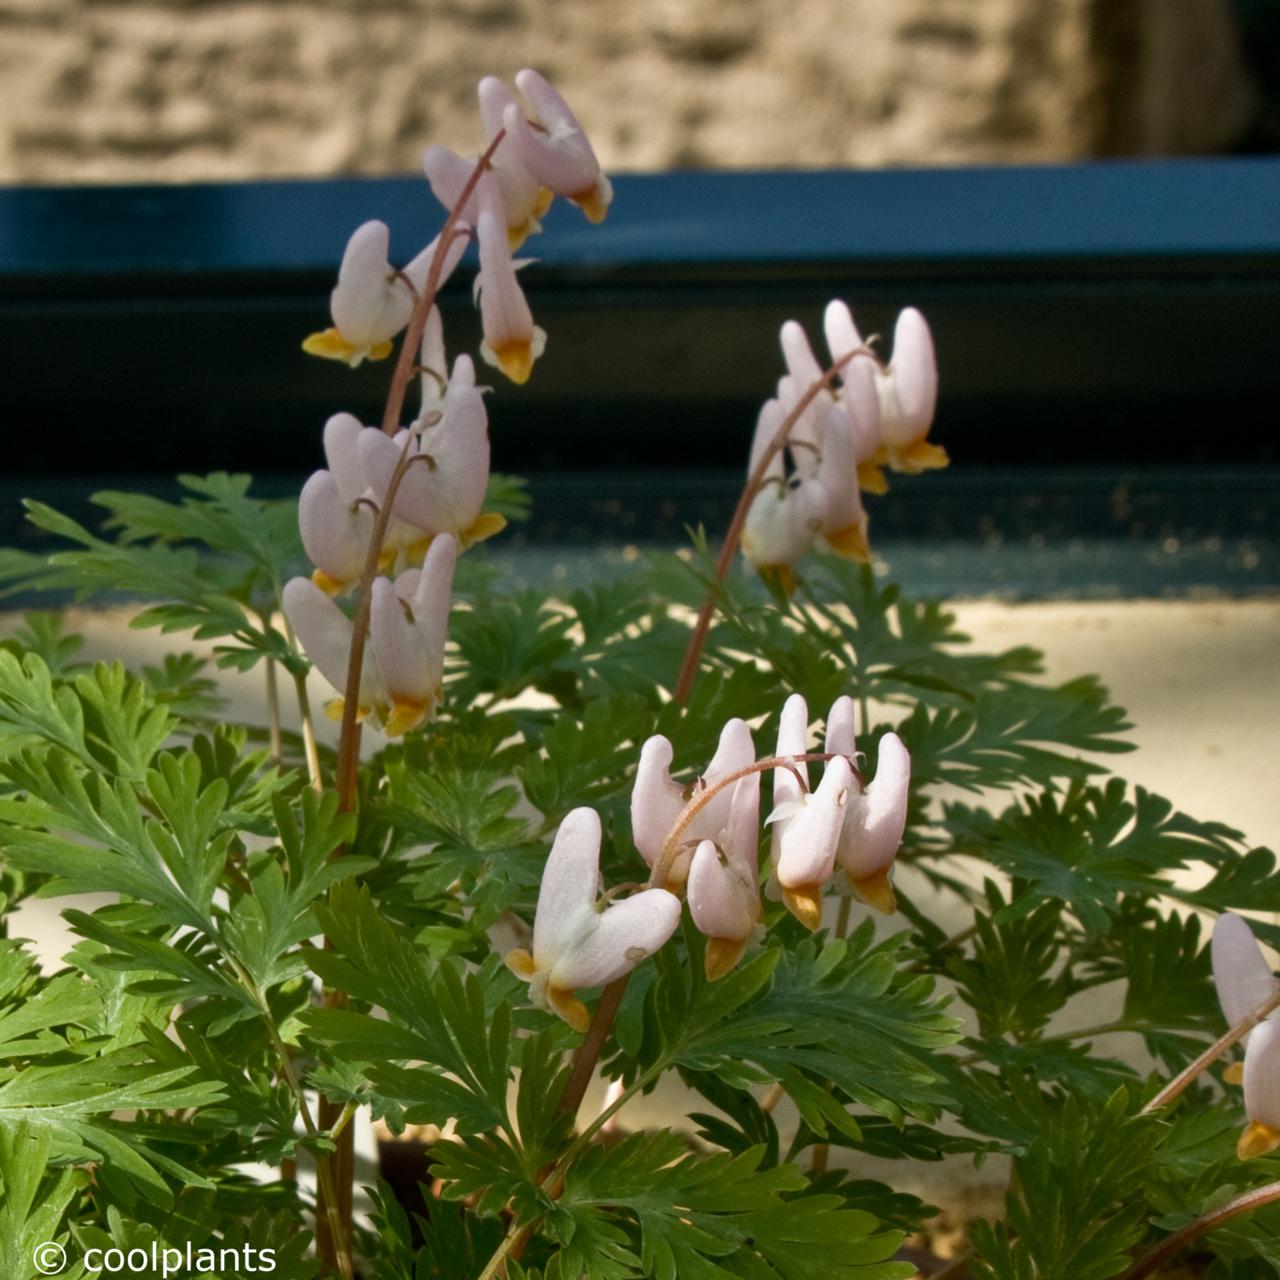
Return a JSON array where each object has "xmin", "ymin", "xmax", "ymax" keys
[{"xmin": 0, "ymin": 72, "xmax": 1277, "ymax": 1280}]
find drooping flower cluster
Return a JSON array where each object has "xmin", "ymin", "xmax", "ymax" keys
[
  {"xmin": 285, "ymin": 352, "xmax": 504, "ymax": 736},
  {"xmin": 741, "ymin": 302, "xmax": 946, "ymax": 591},
  {"xmin": 1211, "ymin": 912, "xmax": 1280, "ymax": 1159},
  {"xmin": 632, "ymin": 719, "xmax": 762, "ymax": 980},
  {"xmin": 285, "ymin": 533, "xmax": 457, "ymax": 738},
  {"xmin": 305, "ymin": 69, "xmax": 611, "ymax": 386},
  {"xmin": 289, "ymin": 71, "xmax": 611, "ymax": 736},
  {"xmin": 507, "ymin": 696, "xmax": 912, "ymax": 1025},
  {"xmin": 768, "ymin": 694, "xmax": 911, "ymax": 929}
]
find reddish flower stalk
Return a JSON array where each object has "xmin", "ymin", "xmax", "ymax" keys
[
  {"xmin": 315, "ymin": 129, "xmax": 508, "ymax": 1279},
  {"xmin": 671, "ymin": 347, "xmax": 869, "ymax": 706},
  {"xmin": 1141, "ymin": 987, "xmax": 1280, "ymax": 1115},
  {"xmin": 1121, "ymin": 1178, "xmax": 1280, "ymax": 1280}
]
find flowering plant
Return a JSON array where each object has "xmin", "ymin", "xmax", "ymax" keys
[{"xmin": 1, "ymin": 70, "xmax": 1278, "ymax": 1280}]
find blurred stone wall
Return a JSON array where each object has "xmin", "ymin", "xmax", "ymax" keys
[{"xmin": 0, "ymin": 0, "xmax": 1258, "ymax": 183}]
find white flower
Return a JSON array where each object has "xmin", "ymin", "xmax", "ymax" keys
[
  {"xmin": 368, "ymin": 535, "xmax": 457, "ymax": 737},
  {"xmin": 766, "ymin": 694, "xmax": 854, "ymax": 931},
  {"xmin": 875, "ymin": 307, "xmax": 946, "ymax": 475},
  {"xmin": 823, "ymin": 301, "xmax": 887, "ymax": 493},
  {"xmin": 740, "ymin": 399, "xmax": 828, "ymax": 594},
  {"xmin": 631, "ymin": 718, "xmax": 755, "ymax": 890},
  {"xmin": 767, "ymin": 693, "xmax": 910, "ymax": 926},
  {"xmin": 506, "ymin": 808, "xmax": 681, "ymax": 1032},
  {"xmin": 1211, "ymin": 912, "xmax": 1280, "ymax": 1160},
  {"xmin": 298, "ymin": 413, "xmax": 376, "ymax": 595},
  {"xmin": 823, "ymin": 696, "xmax": 910, "ymax": 914},
  {"xmin": 303, "ymin": 222, "xmax": 468, "ymax": 368},
  {"xmin": 686, "ymin": 768, "xmax": 761, "ymax": 980}
]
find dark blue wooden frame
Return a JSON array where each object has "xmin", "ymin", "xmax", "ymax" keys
[{"xmin": 1, "ymin": 160, "xmax": 1278, "ymax": 591}]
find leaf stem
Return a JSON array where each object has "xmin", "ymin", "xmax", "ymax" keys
[
  {"xmin": 291, "ymin": 668, "xmax": 324, "ymax": 795},
  {"xmin": 228, "ymin": 958, "xmax": 352, "ymax": 1280},
  {"xmin": 277, "ymin": 610, "xmax": 323, "ymax": 793},
  {"xmin": 1121, "ymin": 1178, "xmax": 1280, "ymax": 1280},
  {"xmin": 475, "ymin": 1215, "xmax": 525, "ymax": 1280},
  {"xmin": 264, "ymin": 655, "xmax": 282, "ymax": 767}
]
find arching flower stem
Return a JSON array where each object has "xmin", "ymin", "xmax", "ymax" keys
[
  {"xmin": 672, "ymin": 347, "xmax": 871, "ymax": 706},
  {"xmin": 555, "ymin": 750, "xmax": 851, "ymax": 1124},
  {"xmin": 1141, "ymin": 987, "xmax": 1280, "ymax": 1115},
  {"xmin": 378, "ymin": 128, "xmax": 506, "ymax": 437}
]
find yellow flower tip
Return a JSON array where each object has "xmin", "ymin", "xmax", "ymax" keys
[
  {"xmin": 1238, "ymin": 1121, "xmax": 1280, "ymax": 1161},
  {"xmin": 322, "ymin": 697, "xmax": 371, "ymax": 725},
  {"xmin": 758, "ymin": 563, "xmax": 798, "ymax": 597},
  {"xmin": 533, "ymin": 187, "xmax": 555, "ymax": 219},
  {"xmin": 399, "ymin": 535, "xmax": 432, "ymax": 569},
  {"xmin": 302, "ymin": 327, "xmax": 352, "ymax": 362},
  {"xmin": 548, "ymin": 985, "xmax": 592, "ymax": 1034},
  {"xmin": 505, "ymin": 948, "xmax": 536, "ymax": 980},
  {"xmin": 383, "ymin": 697, "xmax": 430, "ymax": 739},
  {"xmin": 301, "ymin": 328, "xmax": 393, "ymax": 368},
  {"xmin": 460, "ymin": 511, "xmax": 508, "ymax": 549},
  {"xmin": 888, "ymin": 438, "xmax": 950, "ymax": 476},
  {"xmin": 491, "ymin": 339, "xmax": 536, "ymax": 385},
  {"xmin": 574, "ymin": 189, "xmax": 611, "ymax": 224},
  {"xmin": 704, "ymin": 936, "xmax": 748, "ymax": 982},
  {"xmin": 853, "ymin": 870, "xmax": 898, "ymax": 915},
  {"xmin": 377, "ymin": 545, "xmax": 400, "ymax": 573},
  {"xmin": 856, "ymin": 459, "xmax": 890, "ymax": 496},
  {"xmin": 1223, "ymin": 1060, "xmax": 1247, "ymax": 1086},
  {"xmin": 310, "ymin": 567, "xmax": 349, "ymax": 597},
  {"xmin": 782, "ymin": 884, "xmax": 824, "ymax": 932},
  {"xmin": 827, "ymin": 518, "xmax": 872, "ymax": 564}
]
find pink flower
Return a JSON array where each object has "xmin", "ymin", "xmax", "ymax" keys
[
  {"xmin": 474, "ymin": 179, "xmax": 546, "ymax": 385},
  {"xmin": 504, "ymin": 69, "xmax": 613, "ymax": 224},
  {"xmin": 283, "ymin": 535, "xmax": 457, "ymax": 738},
  {"xmin": 359, "ymin": 355, "xmax": 506, "ymax": 550},
  {"xmin": 506, "ymin": 808, "xmax": 681, "ymax": 1032}
]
